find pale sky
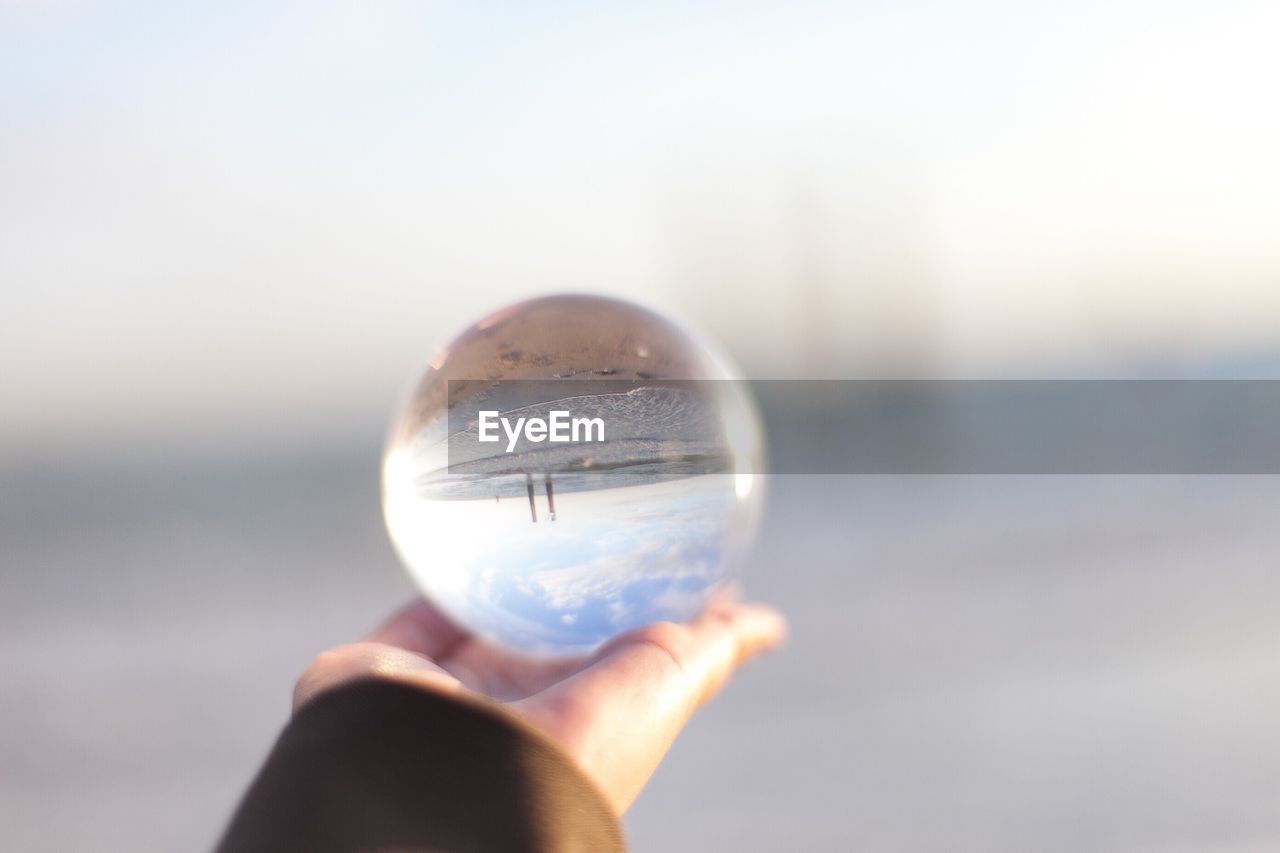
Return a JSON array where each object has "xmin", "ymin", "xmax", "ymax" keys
[{"xmin": 4, "ymin": 1, "xmax": 1280, "ymax": 458}]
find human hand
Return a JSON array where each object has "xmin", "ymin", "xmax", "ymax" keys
[{"xmin": 293, "ymin": 589, "xmax": 786, "ymax": 815}]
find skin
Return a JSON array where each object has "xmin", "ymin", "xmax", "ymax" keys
[{"xmin": 293, "ymin": 587, "xmax": 787, "ymax": 816}]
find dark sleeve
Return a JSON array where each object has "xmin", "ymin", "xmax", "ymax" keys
[{"xmin": 215, "ymin": 680, "xmax": 625, "ymax": 853}]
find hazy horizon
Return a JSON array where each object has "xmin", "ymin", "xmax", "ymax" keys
[{"xmin": 6, "ymin": 1, "xmax": 1280, "ymax": 461}]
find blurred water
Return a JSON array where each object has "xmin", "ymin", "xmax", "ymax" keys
[{"xmin": 3, "ymin": 414, "xmax": 1279, "ymax": 851}]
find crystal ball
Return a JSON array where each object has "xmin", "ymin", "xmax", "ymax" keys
[{"xmin": 382, "ymin": 295, "xmax": 764, "ymax": 655}]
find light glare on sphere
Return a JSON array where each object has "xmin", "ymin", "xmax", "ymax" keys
[{"xmin": 382, "ymin": 295, "xmax": 764, "ymax": 655}]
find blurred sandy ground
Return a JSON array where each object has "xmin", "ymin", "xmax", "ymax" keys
[{"xmin": 3, "ymin": 415, "xmax": 1279, "ymax": 851}]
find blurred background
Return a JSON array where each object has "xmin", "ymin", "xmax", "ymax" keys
[{"xmin": 3, "ymin": 2, "xmax": 1279, "ymax": 850}]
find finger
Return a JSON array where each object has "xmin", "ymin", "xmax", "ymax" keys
[
  {"xmin": 292, "ymin": 641, "xmax": 464, "ymax": 713},
  {"xmin": 645, "ymin": 600, "xmax": 787, "ymax": 707},
  {"xmin": 515, "ymin": 600, "xmax": 786, "ymax": 814},
  {"xmin": 684, "ymin": 601, "xmax": 788, "ymax": 703},
  {"xmin": 367, "ymin": 598, "xmax": 469, "ymax": 660}
]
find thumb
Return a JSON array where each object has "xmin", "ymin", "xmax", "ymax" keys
[{"xmin": 292, "ymin": 642, "xmax": 464, "ymax": 713}]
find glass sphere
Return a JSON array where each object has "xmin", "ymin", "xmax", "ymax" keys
[{"xmin": 382, "ymin": 295, "xmax": 764, "ymax": 655}]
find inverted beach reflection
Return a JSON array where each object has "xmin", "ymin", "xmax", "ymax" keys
[{"xmin": 386, "ymin": 443, "xmax": 754, "ymax": 651}]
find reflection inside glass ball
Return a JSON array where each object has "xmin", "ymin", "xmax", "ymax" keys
[{"xmin": 382, "ymin": 295, "xmax": 763, "ymax": 655}]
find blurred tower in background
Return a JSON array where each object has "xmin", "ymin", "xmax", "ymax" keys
[{"xmin": 662, "ymin": 144, "xmax": 940, "ymax": 379}]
